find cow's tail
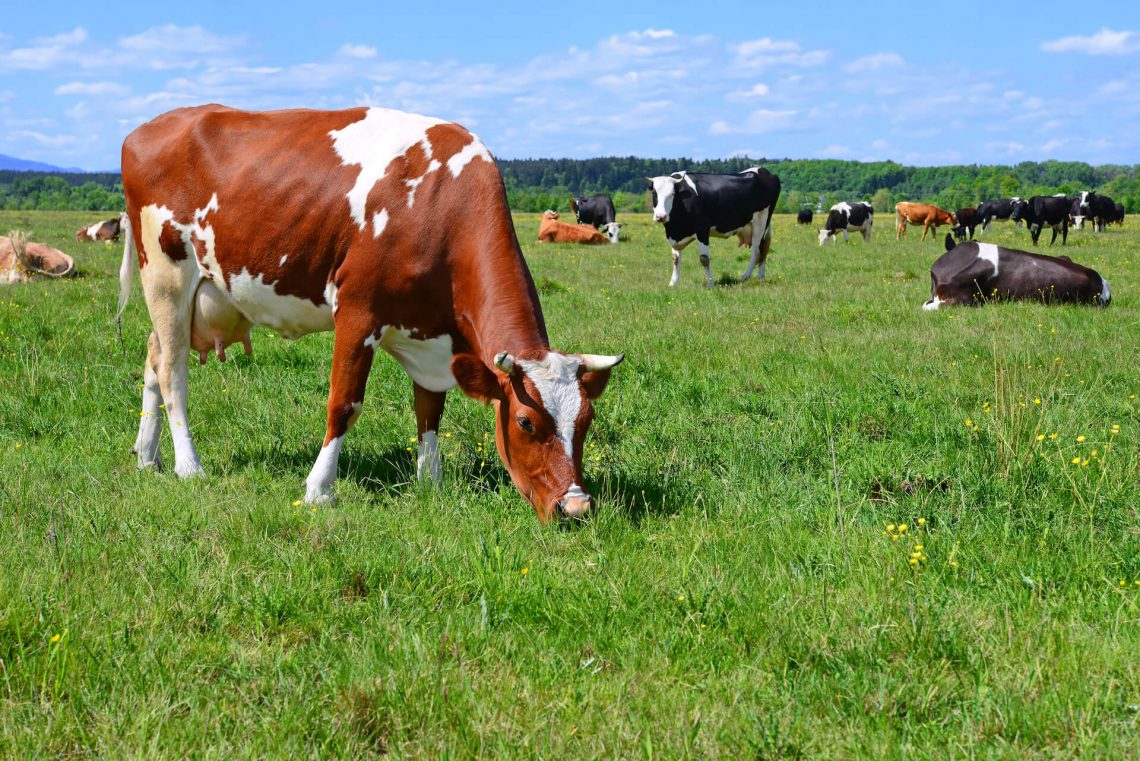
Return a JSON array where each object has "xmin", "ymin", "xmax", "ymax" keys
[{"xmin": 115, "ymin": 213, "xmax": 135, "ymax": 351}]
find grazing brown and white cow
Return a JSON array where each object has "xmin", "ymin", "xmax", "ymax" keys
[
  {"xmin": 923, "ymin": 234, "xmax": 1110, "ymax": 309},
  {"xmin": 76, "ymin": 214, "xmax": 125, "ymax": 242},
  {"xmin": 896, "ymin": 202, "xmax": 957, "ymax": 241},
  {"xmin": 118, "ymin": 105, "xmax": 623, "ymax": 523},
  {"xmin": 537, "ymin": 211, "xmax": 610, "ymax": 244}
]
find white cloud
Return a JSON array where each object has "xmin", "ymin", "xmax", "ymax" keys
[
  {"xmin": 845, "ymin": 52, "xmax": 904, "ymax": 73},
  {"xmin": 710, "ymin": 109, "xmax": 799, "ymax": 135},
  {"xmin": 339, "ymin": 43, "xmax": 377, "ymax": 59},
  {"xmin": 1041, "ymin": 28, "xmax": 1139, "ymax": 55},
  {"xmin": 733, "ymin": 38, "xmax": 830, "ymax": 68},
  {"xmin": 818, "ymin": 144, "xmax": 851, "ymax": 158},
  {"xmin": 53, "ymin": 81, "xmax": 129, "ymax": 97},
  {"xmin": 726, "ymin": 83, "xmax": 769, "ymax": 101}
]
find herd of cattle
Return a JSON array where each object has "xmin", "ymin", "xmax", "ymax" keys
[{"xmin": 53, "ymin": 105, "xmax": 1123, "ymax": 523}]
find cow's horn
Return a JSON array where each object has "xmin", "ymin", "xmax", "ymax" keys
[
  {"xmin": 579, "ymin": 353, "xmax": 624, "ymax": 371},
  {"xmin": 494, "ymin": 352, "xmax": 518, "ymax": 375}
]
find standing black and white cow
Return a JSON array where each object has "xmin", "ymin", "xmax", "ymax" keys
[
  {"xmin": 1070, "ymin": 191, "xmax": 1115, "ymax": 232},
  {"xmin": 952, "ymin": 207, "xmax": 979, "ymax": 242},
  {"xmin": 646, "ymin": 167, "xmax": 781, "ymax": 287},
  {"xmin": 570, "ymin": 194, "xmax": 622, "ymax": 243},
  {"xmin": 1108, "ymin": 202, "xmax": 1125, "ymax": 227},
  {"xmin": 976, "ymin": 198, "xmax": 1028, "ymax": 233},
  {"xmin": 797, "ymin": 208, "xmax": 814, "ymax": 224},
  {"xmin": 1012, "ymin": 196, "xmax": 1070, "ymax": 245},
  {"xmin": 818, "ymin": 201, "xmax": 873, "ymax": 245},
  {"xmin": 924, "ymin": 234, "xmax": 1110, "ymax": 309}
]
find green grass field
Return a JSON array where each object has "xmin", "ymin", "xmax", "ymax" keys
[{"xmin": 1, "ymin": 208, "xmax": 1137, "ymax": 758}]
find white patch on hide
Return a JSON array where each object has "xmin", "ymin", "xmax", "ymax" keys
[{"xmin": 517, "ymin": 353, "xmax": 583, "ymax": 458}]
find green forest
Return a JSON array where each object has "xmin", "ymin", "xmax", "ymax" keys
[{"xmin": 4, "ymin": 159, "xmax": 1139, "ymax": 215}]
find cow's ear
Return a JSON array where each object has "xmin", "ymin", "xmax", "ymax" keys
[
  {"xmin": 945, "ymin": 233, "xmax": 955, "ymax": 251},
  {"xmin": 451, "ymin": 354, "xmax": 504, "ymax": 404},
  {"xmin": 578, "ymin": 353, "xmax": 623, "ymax": 399},
  {"xmin": 644, "ymin": 177, "xmax": 654, "ymax": 188}
]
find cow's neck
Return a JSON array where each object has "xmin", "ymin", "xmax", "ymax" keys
[{"xmin": 455, "ymin": 234, "xmax": 550, "ymax": 365}]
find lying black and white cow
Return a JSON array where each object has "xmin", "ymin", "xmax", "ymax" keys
[
  {"xmin": 570, "ymin": 194, "xmax": 622, "ymax": 243},
  {"xmin": 976, "ymin": 198, "xmax": 1027, "ymax": 233},
  {"xmin": 1070, "ymin": 191, "xmax": 1115, "ymax": 232},
  {"xmin": 924, "ymin": 234, "xmax": 1110, "ymax": 309},
  {"xmin": 818, "ymin": 201, "xmax": 873, "ymax": 245},
  {"xmin": 647, "ymin": 167, "xmax": 781, "ymax": 286},
  {"xmin": 797, "ymin": 209, "xmax": 814, "ymax": 224},
  {"xmin": 1012, "ymin": 195, "xmax": 1070, "ymax": 245}
]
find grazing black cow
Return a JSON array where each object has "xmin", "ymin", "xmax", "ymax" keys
[
  {"xmin": 570, "ymin": 194, "xmax": 621, "ymax": 243},
  {"xmin": 1070, "ymin": 191, "xmax": 1116, "ymax": 232},
  {"xmin": 646, "ymin": 167, "xmax": 781, "ymax": 286},
  {"xmin": 953, "ymin": 207, "xmax": 979, "ymax": 242},
  {"xmin": 1108, "ymin": 202, "xmax": 1125, "ymax": 227},
  {"xmin": 924, "ymin": 234, "xmax": 1110, "ymax": 309},
  {"xmin": 1012, "ymin": 196, "xmax": 1070, "ymax": 245},
  {"xmin": 976, "ymin": 198, "xmax": 1027, "ymax": 233},
  {"xmin": 818, "ymin": 201, "xmax": 873, "ymax": 245},
  {"xmin": 797, "ymin": 209, "xmax": 814, "ymax": 224}
]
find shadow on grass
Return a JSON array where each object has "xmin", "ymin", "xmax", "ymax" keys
[
  {"xmin": 593, "ymin": 469, "xmax": 698, "ymax": 525},
  {"xmin": 228, "ymin": 443, "xmax": 413, "ymax": 495}
]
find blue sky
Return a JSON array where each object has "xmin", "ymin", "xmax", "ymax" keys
[{"xmin": 1, "ymin": 1, "xmax": 1137, "ymax": 170}]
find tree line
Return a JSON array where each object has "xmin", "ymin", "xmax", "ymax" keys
[{"xmin": 4, "ymin": 159, "xmax": 1139, "ymax": 215}]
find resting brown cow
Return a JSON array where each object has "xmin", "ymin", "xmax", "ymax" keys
[
  {"xmin": 537, "ymin": 211, "xmax": 608, "ymax": 244},
  {"xmin": 896, "ymin": 202, "xmax": 957, "ymax": 241}
]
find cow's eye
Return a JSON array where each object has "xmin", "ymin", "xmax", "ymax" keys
[{"xmin": 517, "ymin": 416, "xmax": 535, "ymax": 434}]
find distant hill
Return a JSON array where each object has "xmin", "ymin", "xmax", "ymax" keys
[{"xmin": 0, "ymin": 153, "xmax": 86, "ymax": 173}]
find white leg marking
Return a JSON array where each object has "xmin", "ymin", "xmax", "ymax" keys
[
  {"xmin": 416, "ymin": 430, "xmax": 441, "ymax": 483},
  {"xmin": 134, "ymin": 364, "xmax": 164, "ymax": 469},
  {"xmin": 669, "ymin": 248, "xmax": 681, "ymax": 287},
  {"xmin": 169, "ymin": 407, "xmax": 204, "ymax": 478},
  {"xmin": 743, "ymin": 209, "xmax": 770, "ymax": 280},
  {"xmin": 922, "ymin": 296, "xmax": 944, "ymax": 311},
  {"xmin": 305, "ymin": 435, "xmax": 344, "ymax": 503},
  {"xmin": 697, "ymin": 241, "xmax": 714, "ymax": 286}
]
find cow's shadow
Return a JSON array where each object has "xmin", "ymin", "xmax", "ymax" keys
[{"xmin": 593, "ymin": 470, "xmax": 695, "ymax": 525}]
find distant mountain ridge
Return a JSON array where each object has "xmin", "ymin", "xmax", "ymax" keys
[{"xmin": 0, "ymin": 153, "xmax": 87, "ymax": 173}]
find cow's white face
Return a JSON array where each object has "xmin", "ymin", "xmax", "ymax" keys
[
  {"xmin": 648, "ymin": 174, "xmax": 684, "ymax": 223},
  {"xmin": 818, "ymin": 229, "xmax": 831, "ymax": 246},
  {"xmin": 604, "ymin": 222, "xmax": 622, "ymax": 243}
]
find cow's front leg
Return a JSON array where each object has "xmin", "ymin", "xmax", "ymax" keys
[
  {"xmin": 669, "ymin": 247, "xmax": 682, "ymax": 287},
  {"xmin": 132, "ymin": 330, "xmax": 164, "ymax": 470},
  {"xmin": 843, "ymin": 228, "xmax": 850, "ymax": 243},
  {"xmin": 305, "ymin": 320, "xmax": 375, "ymax": 504},
  {"xmin": 151, "ymin": 304, "xmax": 201, "ymax": 479},
  {"xmin": 697, "ymin": 239, "xmax": 714, "ymax": 287},
  {"xmin": 413, "ymin": 382, "xmax": 446, "ymax": 484},
  {"xmin": 921, "ymin": 221, "xmax": 930, "ymax": 241}
]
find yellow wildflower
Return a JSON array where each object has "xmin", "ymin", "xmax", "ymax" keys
[
  {"xmin": 292, "ymin": 500, "xmax": 302, "ymax": 507},
  {"xmin": 886, "ymin": 523, "xmax": 896, "ymax": 532},
  {"xmin": 1071, "ymin": 457, "xmax": 1081, "ymax": 464},
  {"xmin": 898, "ymin": 524, "xmax": 908, "ymax": 532},
  {"xmin": 1076, "ymin": 435, "xmax": 1086, "ymax": 443},
  {"xmin": 50, "ymin": 633, "xmax": 61, "ymax": 643},
  {"xmin": 521, "ymin": 567, "xmax": 528, "ymax": 576},
  {"xmin": 916, "ymin": 518, "xmax": 926, "ymax": 525},
  {"xmin": 1036, "ymin": 434, "xmax": 1045, "ymax": 441}
]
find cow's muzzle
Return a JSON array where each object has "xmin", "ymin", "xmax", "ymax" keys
[
  {"xmin": 653, "ymin": 213, "xmax": 669, "ymax": 223},
  {"xmin": 554, "ymin": 484, "xmax": 592, "ymax": 523}
]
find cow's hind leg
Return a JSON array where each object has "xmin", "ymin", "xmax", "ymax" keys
[
  {"xmin": 697, "ymin": 240, "xmax": 715, "ymax": 287},
  {"xmin": 132, "ymin": 330, "xmax": 165, "ymax": 469},
  {"xmin": 742, "ymin": 209, "xmax": 771, "ymax": 281},
  {"xmin": 668, "ymin": 247, "xmax": 683, "ymax": 287},
  {"xmin": 305, "ymin": 316, "xmax": 376, "ymax": 503},
  {"xmin": 413, "ymin": 382, "xmax": 446, "ymax": 484}
]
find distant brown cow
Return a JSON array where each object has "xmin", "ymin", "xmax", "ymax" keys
[
  {"xmin": 0, "ymin": 235, "xmax": 76, "ymax": 281},
  {"xmin": 537, "ymin": 211, "xmax": 608, "ymax": 244},
  {"xmin": 896, "ymin": 202, "xmax": 957, "ymax": 241},
  {"xmin": 76, "ymin": 214, "xmax": 124, "ymax": 242}
]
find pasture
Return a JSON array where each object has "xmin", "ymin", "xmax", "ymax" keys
[{"xmin": 0, "ymin": 209, "xmax": 1137, "ymax": 757}]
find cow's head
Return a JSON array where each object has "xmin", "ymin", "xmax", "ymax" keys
[
  {"xmin": 1010, "ymin": 200, "xmax": 1029, "ymax": 223},
  {"xmin": 818, "ymin": 228, "xmax": 833, "ymax": 246},
  {"xmin": 451, "ymin": 350, "xmax": 623, "ymax": 524},
  {"xmin": 541, "ymin": 210, "xmax": 560, "ymax": 220},
  {"xmin": 646, "ymin": 173, "xmax": 686, "ymax": 223},
  {"xmin": 604, "ymin": 222, "xmax": 622, "ymax": 244}
]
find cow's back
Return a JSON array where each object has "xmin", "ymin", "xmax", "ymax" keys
[{"xmin": 122, "ymin": 105, "xmax": 506, "ymax": 335}]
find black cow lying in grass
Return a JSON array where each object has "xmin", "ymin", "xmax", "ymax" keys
[{"xmin": 923, "ymin": 234, "xmax": 1111, "ymax": 310}]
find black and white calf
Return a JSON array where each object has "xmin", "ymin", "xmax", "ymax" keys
[
  {"xmin": 818, "ymin": 201, "xmax": 873, "ymax": 245},
  {"xmin": 976, "ymin": 198, "xmax": 1028, "ymax": 233},
  {"xmin": 1012, "ymin": 195, "xmax": 1070, "ymax": 245},
  {"xmin": 924, "ymin": 234, "xmax": 1110, "ymax": 309},
  {"xmin": 570, "ymin": 194, "xmax": 622, "ymax": 243},
  {"xmin": 647, "ymin": 167, "xmax": 781, "ymax": 287}
]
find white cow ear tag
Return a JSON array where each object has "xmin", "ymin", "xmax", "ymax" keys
[{"xmin": 494, "ymin": 352, "xmax": 518, "ymax": 375}]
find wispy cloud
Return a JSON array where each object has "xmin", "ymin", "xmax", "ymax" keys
[
  {"xmin": 1041, "ymin": 28, "xmax": 1139, "ymax": 55},
  {"xmin": 845, "ymin": 52, "xmax": 904, "ymax": 73}
]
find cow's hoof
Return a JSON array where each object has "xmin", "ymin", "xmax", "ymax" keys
[
  {"xmin": 175, "ymin": 463, "xmax": 205, "ymax": 479},
  {"xmin": 304, "ymin": 485, "xmax": 336, "ymax": 505},
  {"xmin": 136, "ymin": 456, "xmax": 163, "ymax": 471}
]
